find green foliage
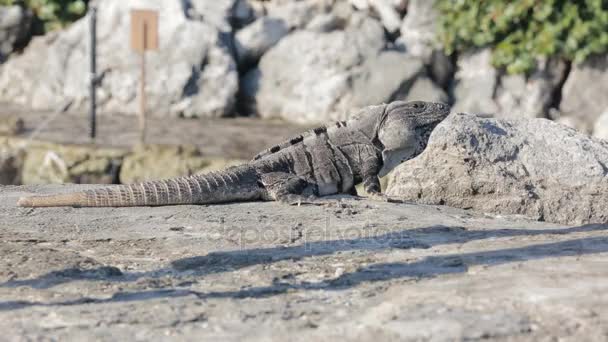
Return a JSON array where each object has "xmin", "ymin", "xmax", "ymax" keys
[
  {"xmin": 0, "ymin": 0, "xmax": 88, "ymax": 32},
  {"xmin": 437, "ymin": 0, "xmax": 608, "ymax": 74}
]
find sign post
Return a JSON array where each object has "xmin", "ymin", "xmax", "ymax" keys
[
  {"xmin": 130, "ymin": 9, "xmax": 158, "ymax": 144},
  {"xmin": 89, "ymin": 6, "xmax": 97, "ymax": 140}
]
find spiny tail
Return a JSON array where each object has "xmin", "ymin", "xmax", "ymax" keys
[{"xmin": 17, "ymin": 165, "xmax": 262, "ymax": 208}]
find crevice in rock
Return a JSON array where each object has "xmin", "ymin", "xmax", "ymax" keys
[{"xmin": 548, "ymin": 59, "xmax": 572, "ymax": 114}]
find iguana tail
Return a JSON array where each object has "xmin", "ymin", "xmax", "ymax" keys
[{"xmin": 17, "ymin": 165, "xmax": 262, "ymax": 207}]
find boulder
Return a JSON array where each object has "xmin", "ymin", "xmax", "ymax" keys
[
  {"xmin": 451, "ymin": 49, "xmax": 499, "ymax": 116},
  {"xmin": 189, "ymin": 0, "xmax": 255, "ymax": 31},
  {"xmin": 0, "ymin": 0, "xmax": 238, "ymax": 118},
  {"xmin": 21, "ymin": 142, "xmax": 124, "ymax": 185},
  {"xmin": 263, "ymin": 0, "xmax": 321, "ymax": 30},
  {"xmin": 351, "ymin": 0, "xmax": 402, "ymax": 34},
  {"xmin": 397, "ymin": 0, "xmax": 439, "ymax": 61},
  {"xmin": 386, "ymin": 113, "xmax": 608, "ymax": 225},
  {"xmin": 593, "ymin": 109, "xmax": 608, "ymax": 140},
  {"xmin": 119, "ymin": 144, "xmax": 242, "ymax": 184},
  {"xmin": 0, "ymin": 5, "xmax": 32, "ymax": 63},
  {"xmin": 0, "ymin": 138, "xmax": 24, "ymax": 185},
  {"xmin": 560, "ymin": 55, "xmax": 608, "ymax": 132},
  {"xmin": 234, "ymin": 17, "xmax": 289, "ymax": 68},
  {"xmin": 403, "ymin": 75, "xmax": 448, "ymax": 103},
  {"xmin": 452, "ymin": 50, "xmax": 566, "ymax": 119},
  {"xmin": 242, "ymin": 13, "xmax": 436, "ymax": 124}
]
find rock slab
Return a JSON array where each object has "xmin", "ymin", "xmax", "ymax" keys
[{"xmin": 387, "ymin": 113, "xmax": 608, "ymax": 225}]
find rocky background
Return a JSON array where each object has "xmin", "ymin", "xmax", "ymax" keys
[{"xmin": 0, "ymin": 0, "xmax": 605, "ymax": 135}]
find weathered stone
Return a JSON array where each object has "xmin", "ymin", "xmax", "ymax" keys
[
  {"xmin": 0, "ymin": 5, "xmax": 32, "ymax": 63},
  {"xmin": 593, "ymin": 109, "xmax": 608, "ymax": 140},
  {"xmin": 351, "ymin": 0, "xmax": 402, "ymax": 33},
  {"xmin": 451, "ymin": 49, "xmax": 498, "ymax": 116},
  {"xmin": 403, "ymin": 75, "xmax": 448, "ymax": 103},
  {"xmin": 119, "ymin": 144, "xmax": 243, "ymax": 184},
  {"xmin": 350, "ymin": 51, "xmax": 426, "ymax": 108},
  {"xmin": 494, "ymin": 58, "xmax": 567, "ymax": 119},
  {"xmin": 21, "ymin": 142, "xmax": 124, "ymax": 185},
  {"xmin": 235, "ymin": 17, "xmax": 289, "ymax": 68},
  {"xmin": 0, "ymin": 115, "xmax": 24, "ymax": 136},
  {"xmin": 560, "ymin": 55, "xmax": 608, "ymax": 129},
  {"xmin": 264, "ymin": 0, "xmax": 320, "ymax": 30},
  {"xmin": 398, "ymin": 0, "xmax": 439, "ymax": 61},
  {"xmin": 190, "ymin": 0, "xmax": 256, "ymax": 31},
  {"xmin": 243, "ymin": 13, "xmax": 420, "ymax": 124},
  {"xmin": 387, "ymin": 113, "xmax": 608, "ymax": 225},
  {"xmin": 0, "ymin": 138, "xmax": 24, "ymax": 185},
  {"xmin": 0, "ymin": 0, "xmax": 238, "ymax": 118},
  {"xmin": 453, "ymin": 51, "xmax": 565, "ymax": 119},
  {"xmin": 304, "ymin": 12, "xmax": 343, "ymax": 33}
]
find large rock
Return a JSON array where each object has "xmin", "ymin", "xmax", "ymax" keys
[
  {"xmin": 242, "ymin": 13, "xmax": 435, "ymax": 124},
  {"xmin": 386, "ymin": 113, "xmax": 608, "ymax": 225},
  {"xmin": 452, "ymin": 50, "xmax": 566, "ymax": 119},
  {"xmin": 119, "ymin": 144, "xmax": 243, "ymax": 184},
  {"xmin": 560, "ymin": 55, "xmax": 608, "ymax": 133},
  {"xmin": 0, "ymin": 0, "xmax": 238, "ymax": 118},
  {"xmin": 234, "ymin": 17, "xmax": 289, "ymax": 68},
  {"xmin": 397, "ymin": 0, "xmax": 438, "ymax": 61},
  {"xmin": 593, "ymin": 109, "xmax": 608, "ymax": 140},
  {"xmin": 0, "ymin": 138, "xmax": 24, "ymax": 185},
  {"xmin": 0, "ymin": 5, "xmax": 32, "ymax": 63},
  {"xmin": 20, "ymin": 142, "xmax": 125, "ymax": 185},
  {"xmin": 451, "ymin": 49, "xmax": 498, "ymax": 116}
]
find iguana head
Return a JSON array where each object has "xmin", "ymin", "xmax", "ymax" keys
[{"xmin": 376, "ymin": 101, "xmax": 450, "ymax": 177}]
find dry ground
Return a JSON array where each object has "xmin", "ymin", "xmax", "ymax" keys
[{"xmin": 1, "ymin": 185, "xmax": 608, "ymax": 340}]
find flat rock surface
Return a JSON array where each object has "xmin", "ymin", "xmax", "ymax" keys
[{"xmin": 1, "ymin": 185, "xmax": 608, "ymax": 340}]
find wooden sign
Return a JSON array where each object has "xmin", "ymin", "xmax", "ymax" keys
[{"xmin": 130, "ymin": 9, "xmax": 158, "ymax": 52}]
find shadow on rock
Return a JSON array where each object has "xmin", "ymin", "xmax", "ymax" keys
[{"xmin": 1, "ymin": 224, "xmax": 607, "ymax": 310}]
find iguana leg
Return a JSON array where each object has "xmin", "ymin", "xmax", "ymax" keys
[
  {"xmin": 361, "ymin": 162, "xmax": 404, "ymax": 203},
  {"xmin": 259, "ymin": 172, "xmax": 322, "ymax": 205}
]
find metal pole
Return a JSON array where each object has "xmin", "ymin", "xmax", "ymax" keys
[{"xmin": 89, "ymin": 6, "xmax": 97, "ymax": 140}]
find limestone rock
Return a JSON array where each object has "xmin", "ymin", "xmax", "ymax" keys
[
  {"xmin": 119, "ymin": 144, "xmax": 211, "ymax": 184},
  {"xmin": 0, "ymin": 5, "xmax": 32, "ymax": 63},
  {"xmin": 452, "ymin": 50, "xmax": 565, "ymax": 119},
  {"xmin": 235, "ymin": 17, "xmax": 289, "ymax": 68},
  {"xmin": 387, "ymin": 113, "xmax": 608, "ymax": 225},
  {"xmin": 350, "ymin": 51, "xmax": 426, "ymax": 108},
  {"xmin": 243, "ymin": 14, "xmax": 434, "ymax": 124},
  {"xmin": 119, "ymin": 144, "xmax": 242, "ymax": 184},
  {"xmin": 0, "ymin": 138, "xmax": 24, "ymax": 185},
  {"xmin": 593, "ymin": 109, "xmax": 608, "ymax": 140},
  {"xmin": 398, "ymin": 0, "xmax": 439, "ymax": 61},
  {"xmin": 403, "ymin": 75, "xmax": 448, "ymax": 103},
  {"xmin": 351, "ymin": 0, "xmax": 402, "ymax": 33},
  {"xmin": 451, "ymin": 49, "xmax": 499, "ymax": 116},
  {"xmin": 264, "ymin": 0, "xmax": 320, "ymax": 30},
  {"xmin": 560, "ymin": 55, "xmax": 608, "ymax": 129},
  {"xmin": 0, "ymin": 115, "xmax": 24, "ymax": 136},
  {"xmin": 0, "ymin": 0, "xmax": 238, "ymax": 118},
  {"xmin": 21, "ymin": 142, "xmax": 124, "ymax": 185}
]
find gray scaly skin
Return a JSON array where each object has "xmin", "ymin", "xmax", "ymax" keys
[{"xmin": 17, "ymin": 101, "xmax": 450, "ymax": 208}]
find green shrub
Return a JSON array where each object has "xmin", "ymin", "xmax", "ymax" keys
[
  {"xmin": 436, "ymin": 0, "xmax": 608, "ymax": 74},
  {"xmin": 1, "ymin": 0, "xmax": 88, "ymax": 32}
]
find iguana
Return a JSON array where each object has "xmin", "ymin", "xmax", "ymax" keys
[{"xmin": 17, "ymin": 101, "xmax": 450, "ymax": 207}]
